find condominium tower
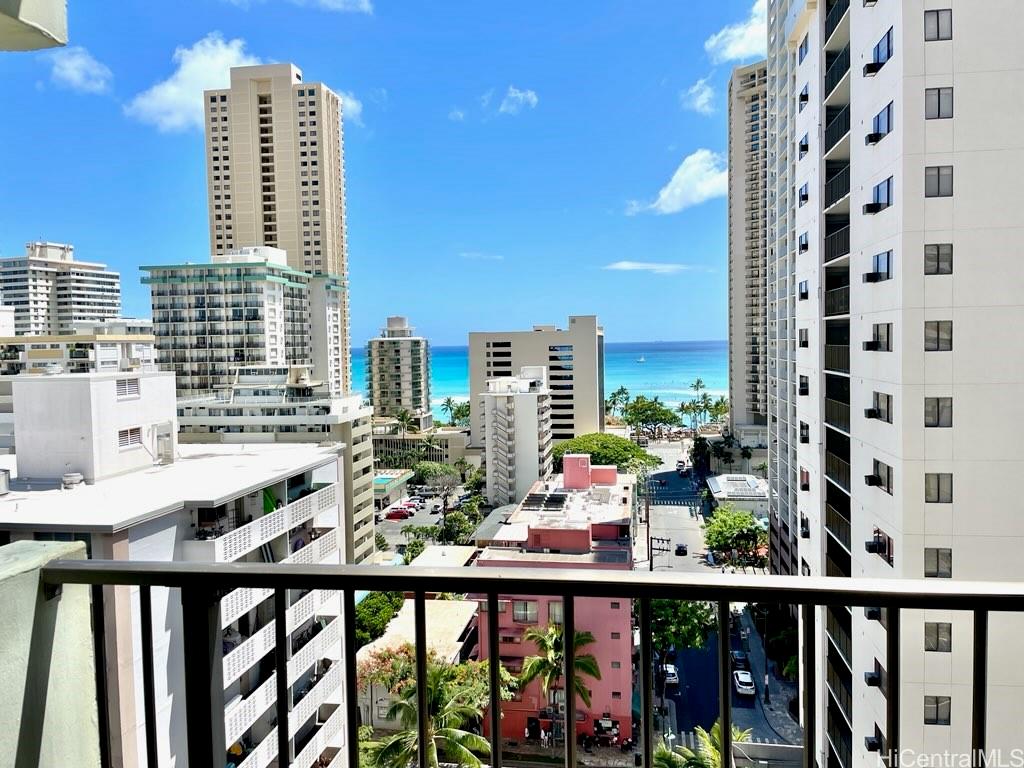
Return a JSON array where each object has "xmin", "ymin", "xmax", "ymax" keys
[
  {"xmin": 727, "ymin": 61, "xmax": 769, "ymax": 448},
  {"xmin": 768, "ymin": 1, "xmax": 1024, "ymax": 766},
  {"xmin": 205, "ymin": 63, "xmax": 352, "ymax": 391},
  {"xmin": 0, "ymin": 241, "xmax": 121, "ymax": 335},
  {"xmin": 468, "ymin": 315, "xmax": 604, "ymax": 447},
  {"xmin": 366, "ymin": 316, "xmax": 432, "ymax": 430}
]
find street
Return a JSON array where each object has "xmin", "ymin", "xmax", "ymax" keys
[{"xmin": 634, "ymin": 441, "xmax": 707, "ymax": 573}]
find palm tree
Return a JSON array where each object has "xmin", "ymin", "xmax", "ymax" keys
[
  {"xmin": 690, "ymin": 377, "xmax": 706, "ymax": 397},
  {"xmin": 755, "ymin": 461, "xmax": 769, "ymax": 479},
  {"xmin": 395, "ymin": 408, "xmax": 415, "ymax": 440},
  {"xmin": 653, "ymin": 721, "xmax": 751, "ymax": 768},
  {"xmin": 698, "ymin": 392, "xmax": 714, "ymax": 428},
  {"xmin": 369, "ymin": 662, "xmax": 491, "ymax": 768},
  {"xmin": 740, "ymin": 446, "xmax": 753, "ymax": 473},
  {"xmin": 610, "ymin": 386, "xmax": 630, "ymax": 416},
  {"xmin": 441, "ymin": 396, "xmax": 457, "ymax": 426},
  {"xmin": 453, "ymin": 457, "xmax": 472, "ymax": 483},
  {"xmin": 520, "ymin": 624, "xmax": 602, "ymax": 710}
]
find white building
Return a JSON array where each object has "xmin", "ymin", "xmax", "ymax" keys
[
  {"xmin": 728, "ymin": 61, "xmax": 769, "ymax": 451},
  {"xmin": 204, "ymin": 63, "xmax": 352, "ymax": 391},
  {"xmin": 481, "ymin": 366, "xmax": 553, "ymax": 506},
  {"xmin": 366, "ymin": 316, "xmax": 432, "ymax": 431},
  {"xmin": 0, "ymin": 372, "xmax": 350, "ymax": 767},
  {"xmin": 0, "ymin": 242, "xmax": 121, "ymax": 335},
  {"xmin": 768, "ymin": 1, "xmax": 1024, "ymax": 765},
  {"xmin": 706, "ymin": 473, "xmax": 770, "ymax": 518},
  {"xmin": 469, "ymin": 315, "xmax": 604, "ymax": 447}
]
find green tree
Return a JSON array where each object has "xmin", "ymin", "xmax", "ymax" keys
[
  {"xmin": 437, "ymin": 509, "xmax": 475, "ymax": 545},
  {"xmin": 754, "ymin": 461, "xmax": 768, "ymax": 479},
  {"xmin": 395, "ymin": 408, "xmax": 416, "ymax": 440},
  {"xmin": 740, "ymin": 446, "xmax": 753, "ymax": 473},
  {"xmin": 464, "ymin": 466, "xmax": 486, "ymax": 494},
  {"xmin": 368, "ymin": 662, "xmax": 491, "ymax": 768},
  {"xmin": 623, "ymin": 395, "xmax": 681, "ymax": 436},
  {"xmin": 552, "ymin": 432, "xmax": 662, "ymax": 473},
  {"xmin": 375, "ymin": 532, "xmax": 390, "ymax": 552},
  {"xmin": 709, "ymin": 395, "xmax": 730, "ymax": 423},
  {"xmin": 404, "ymin": 538, "xmax": 426, "ymax": 564},
  {"xmin": 453, "ymin": 457, "xmax": 472, "ymax": 483},
  {"xmin": 649, "ymin": 600, "xmax": 716, "ymax": 652},
  {"xmin": 520, "ymin": 624, "xmax": 602, "ymax": 708},
  {"xmin": 690, "ymin": 377, "xmax": 706, "ymax": 397},
  {"xmin": 606, "ymin": 386, "xmax": 630, "ymax": 417},
  {"xmin": 703, "ymin": 504, "xmax": 760, "ymax": 556},
  {"xmin": 355, "ymin": 591, "xmax": 405, "ymax": 648},
  {"xmin": 451, "ymin": 401, "xmax": 471, "ymax": 427},
  {"xmin": 654, "ymin": 720, "xmax": 752, "ymax": 768},
  {"xmin": 441, "ymin": 396, "xmax": 457, "ymax": 426}
]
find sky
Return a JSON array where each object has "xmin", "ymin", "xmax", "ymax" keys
[{"xmin": 0, "ymin": 0, "xmax": 767, "ymax": 346}]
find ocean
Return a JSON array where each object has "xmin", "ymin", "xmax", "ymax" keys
[{"xmin": 350, "ymin": 340, "xmax": 729, "ymax": 422}]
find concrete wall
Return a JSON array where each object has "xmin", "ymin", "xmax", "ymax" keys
[{"xmin": 0, "ymin": 540, "xmax": 101, "ymax": 768}]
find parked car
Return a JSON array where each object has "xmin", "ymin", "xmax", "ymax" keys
[
  {"xmin": 385, "ymin": 509, "xmax": 412, "ymax": 521},
  {"xmin": 731, "ymin": 650, "xmax": 750, "ymax": 670},
  {"xmin": 675, "ymin": 543, "xmax": 688, "ymax": 556},
  {"xmin": 661, "ymin": 664, "xmax": 679, "ymax": 686},
  {"xmin": 733, "ymin": 670, "xmax": 756, "ymax": 696}
]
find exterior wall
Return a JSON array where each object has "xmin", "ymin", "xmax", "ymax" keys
[
  {"xmin": 372, "ymin": 428, "xmax": 469, "ymax": 468},
  {"xmin": 0, "ymin": 333, "xmax": 157, "ymax": 376},
  {"xmin": 469, "ymin": 315, "xmax": 604, "ymax": 447},
  {"xmin": 309, "ymin": 277, "xmax": 346, "ymax": 397}
]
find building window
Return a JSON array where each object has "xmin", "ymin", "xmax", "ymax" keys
[
  {"xmin": 925, "ymin": 695, "xmax": 952, "ymax": 725},
  {"xmin": 925, "ymin": 320, "xmax": 953, "ymax": 351},
  {"xmin": 872, "ymin": 322, "xmax": 893, "ymax": 352},
  {"xmin": 873, "ymin": 177, "xmax": 894, "ymax": 208},
  {"xmin": 873, "ymin": 27, "xmax": 894, "ymax": 66},
  {"xmin": 925, "ymin": 397, "xmax": 953, "ymax": 428},
  {"xmin": 873, "ymin": 459, "xmax": 894, "ymax": 495},
  {"xmin": 925, "ymin": 622, "xmax": 952, "ymax": 652},
  {"xmin": 872, "ymin": 102, "xmax": 894, "ymax": 137},
  {"xmin": 925, "ymin": 473, "xmax": 953, "ymax": 503},
  {"xmin": 799, "ymin": 133, "xmax": 809, "ymax": 159},
  {"xmin": 548, "ymin": 601, "xmax": 563, "ymax": 626},
  {"xmin": 925, "ymin": 548, "xmax": 953, "ymax": 578},
  {"xmin": 925, "ymin": 243, "xmax": 953, "ymax": 275},
  {"xmin": 611, "ymin": 632, "xmax": 621, "ymax": 639},
  {"xmin": 925, "ymin": 166, "xmax": 954, "ymax": 197},
  {"xmin": 872, "ymin": 250, "xmax": 893, "ymax": 280},
  {"xmin": 798, "ymin": 183, "xmax": 809, "ymax": 206},
  {"xmin": 798, "ymin": 232, "xmax": 809, "ymax": 252},
  {"xmin": 610, "ymin": 601, "xmax": 621, "ymax": 609},
  {"xmin": 513, "ymin": 600, "xmax": 538, "ymax": 623},
  {"xmin": 118, "ymin": 427, "xmax": 142, "ymax": 449},
  {"xmin": 799, "ymin": 328, "xmax": 809, "ymax": 348},
  {"xmin": 800, "ymin": 422, "xmax": 809, "ymax": 442},
  {"xmin": 798, "ymin": 84, "xmax": 809, "ymax": 111},
  {"xmin": 873, "ymin": 392, "xmax": 893, "ymax": 423},
  {"xmin": 925, "ymin": 9, "xmax": 953, "ymax": 41},
  {"xmin": 799, "ymin": 375, "xmax": 809, "ymax": 396},
  {"xmin": 798, "ymin": 34, "xmax": 809, "ymax": 63},
  {"xmin": 799, "ymin": 280, "xmax": 809, "ymax": 300},
  {"xmin": 611, "ymin": 661, "xmax": 622, "ymax": 669},
  {"xmin": 612, "ymin": 692, "xmax": 622, "ymax": 700},
  {"xmin": 925, "ymin": 87, "xmax": 954, "ymax": 119}
]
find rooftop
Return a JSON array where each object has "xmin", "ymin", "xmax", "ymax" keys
[
  {"xmin": 356, "ymin": 598, "xmax": 478, "ymax": 664},
  {"xmin": 0, "ymin": 442, "xmax": 342, "ymax": 533},
  {"xmin": 408, "ymin": 545, "xmax": 478, "ymax": 569},
  {"xmin": 707, "ymin": 474, "xmax": 770, "ymax": 501}
]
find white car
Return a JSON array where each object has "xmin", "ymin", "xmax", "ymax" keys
[
  {"xmin": 733, "ymin": 670, "xmax": 756, "ymax": 696},
  {"xmin": 661, "ymin": 663, "xmax": 679, "ymax": 685}
]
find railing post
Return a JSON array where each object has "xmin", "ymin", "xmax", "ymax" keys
[
  {"xmin": 885, "ymin": 608, "xmax": 900, "ymax": 767},
  {"xmin": 274, "ymin": 588, "xmax": 293, "ymax": 766},
  {"xmin": 414, "ymin": 591, "xmax": 429, "ymax": 768},
  {"xmin": 972, "ymin": 609, "xmax": 988, "ymax": 766},
  {"xmin": 92, "ymin": 585, "xmax": 113, "ymax": 768},
  {"xmin": 343, "ymin": 589, "xmax": 361, "ymax": 768},
  {"xmin": 801, "ymin": 602, "xmax": 816, "ymax": 768},
  {"xmin": 563, "ymin": 594, "xmax": 577, "ymax": 768},
  {"xmin": 139, "ymin": 585, "xmax": 160, "ymax": 768},
  {"xmin": 180, "ymin": 585, "xmax": 226, "ymax": 767},
  {"xmin": 639, "ymin": 597, "xmax": 654, "ymax": 768},
  {"xmin": 487, "ymin": 593, "xmax": 503, "ymax": 768},
  {"xmin": 717, "ymin": 601, "xmax": 732, "ymax": 766}
]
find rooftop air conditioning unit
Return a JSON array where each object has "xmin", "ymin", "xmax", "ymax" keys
[
  {"xmin": 863, "ymin": 61, "xmax": 884, "ymax": 76},
  {"xmin": 864, "ymin": 132, "xmax": 884, "ymax": 145},
  {"xmin": 863, "ymin": 202, "xmax": 884, "ymax": 214},
  {"xmin": 61, "ymin": 472, "xmax": 84, "ymax": 489},
  {"xmin": 865, "ymin": 474, "xmax": 883, "ymax": 487}
]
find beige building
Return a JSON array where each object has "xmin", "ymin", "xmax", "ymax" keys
[
  {"xmin": 204, "ymin": 62, "xmax": 352, "ymax": 391},
  {"xmin": 468, "ymin": 315, "xmax": 604, "ymax": 447},
  {"xmin": 371, "ymin": 423, "xmax": 470, "ymax": 469},
  {"xmin": 0, "ymin": 242, "xmax": 121, "ymax": 335},
  {"xmin": 727, "ymin": 61, "xmax": 769, "ymax": 449},
  {"xmin": 366, "ymin": 316, "xmax": 431, "ymax": 430}
]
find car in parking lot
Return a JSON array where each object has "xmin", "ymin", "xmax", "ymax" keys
[
  {"xmin": 675, "ymin": 543, "xmax": 688, "ymax": 556},
  {"xmin": 661, "ymin": 663, "xmax": 679, "ymax": 686},
  {"xmin": 385, "ymin": 509, "xmax": 412, "ymax": 521},
  {"xmin": 733, "ymin": 670, "xmax": 756, "ymax": 696},
  {"xmin": 731, "ymin": 650, "xmax": 749, "ymax": 670}
]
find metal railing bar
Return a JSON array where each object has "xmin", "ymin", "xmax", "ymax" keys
[
  {"xmin": 885, "ymin": 608, "xmax": 900, "ymax": 764},
  {"xmin": 414, "ymin": 591, "xmax": 429, "ymax": 768},
  {"xmin": 802, "ymin": 603, "xmax": 816, "ymax": 768},
  {"xmin": 180, "ymin": 586, "xmax": 226, "ymax": 767},
  {"xmin": 92, "ymin": 585, "xmax": 113, "ymax": 768},
  {"xmin": 717, "ymin": 601, "xmax": 732, "ymax": 766},
  {"xmin": 973, "ymin": 609, "xmax": 988, "ymax": 761},
  {"xmin": 563, "ymin": 594, "xmax": 577, "ymax": 768},
  {"xmin": 139, "ymin": 585, "xmax": 159, "ymax": 768},
  {"xmin": 639, "ymin": 597, "xmax": 653, "ymax": 768},
  {"xmin": 274, "ymin": 588, "xmax": 292, "ymax": 766},
  {"xmin": 343, "ymin": 589, "xmax": 361, "ymax": 768},
  {"xmin": 487, "ymin": 593, "xmax": 502, "ymax": 768},
  {"xmin": 40, "ymin": 561, "xmax": 1024, "ymax": 611}
]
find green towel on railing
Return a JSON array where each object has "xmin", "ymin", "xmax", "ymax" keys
[{"xmin": 263, "ymin": 488, "xmax": 278, "ymax": 514}]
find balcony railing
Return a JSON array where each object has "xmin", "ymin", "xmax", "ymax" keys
[
  {"xmin": 824, "ymin": 105, "xmax": 850, "ymax": 153},
  {"xmin": 824, "ymin": 166, "xmax": 850, "ymax": 209},
  {"xmin": 824, "ymin": 45, "xmax": 850, "ymax": 97},
  {"xmin": 824, "ymin": 344, "xmax": 850, "ymax": 373},
  {"xmin": 825, "ymin": 504, "xmax": 852, "ymax": 550},
  {"xmin": 824, "ymin": 286, "xmax": 849, "ymax": 316},
  {"xmin": 824, "ymin": 0, "xmax": 850, "ymax": 44},
  {"xmin": 825, "ymin": 398, "xmax": 851, "ymax": 431},
  {"xmin": 825, "ymin": 452, "xmax": 851, "ymax": 490},
  {"xmin": 824, "ymin": 226, "xmax": 850, "ymax": 262}
]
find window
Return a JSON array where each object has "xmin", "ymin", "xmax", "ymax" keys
[
  {"xmin": 610, "ymin": 601, "xmax": 621, "ymax": 609},
  {"xmin": 925, "ymin": 548, "xmax": 953, "ymax": 578},
  {"xmin": 798, "ymin": 34, "xmax": 809, "ymax": 63},
  {"xmin": 799, "ymin": 183, "xmax": 809, "ymax": 206},
  {"xmin": 800, "ymin": 422, "xmax": 809, "ymax": 442},
  {"xmin": 799, "ymin": 280, "xmax": 809, "ymax": 300},
  {"xmin": 873, "ymin": 27, "xmax": 894, "ymax": 65},
  {"xmin": 925, "ymin": 397, "xmax": 953, "ymax": 428},
  {"xmin": 611, "ymin": 661, "xmax": 622, "ymax": 669},
  {"xmin": 798, "ymin": 84, "xmax": 809, "ymax": 111},
  {"xmin": 548, "ymin": 601, "xmax": 563, "ymax": 625},
  {"xmin": 513, "ymin": 600, "xmax": 537, "ymax": 623},
  {"xmin": 873, "ymin": 102, "xmax": 894, "ymax": 137},
  {"xmin": 799, "ymin": 328, "xmax": 809, "ymax": 348},
  {"xmin": 925, "ymin": 9, "xmax": 952, "ymax": 41},
  {"xmin": 799, "ymin": 232, "xmax": 809, "ymax": 252},
  {"xmin": 925, "ymin": 622, "xmax": 952, "ymax": 652},
  {"xmin": 116, "ymin": 378, "xmax": 140, "ymax": 397},
  {"xmin": 873, "ymin": 177, "xmax": 894, "ymax": 208},
  {"xmin": 925, "ymin": 473, "xmax": 953, "ymax": 503},
  {"xmin": 873, "ymin": 391, "xmax": 893, "ymax": 423},
  {"xmin": 612, "ymin": 692, "xmax": 622, "ymax": 700},
  {"xmin": 611, "ymin": 632, "xmax": 621, "ymax": 639},
  {"xmin": 925, "ymin": 696, "xmax": 952, "ymax": 725},
  {"xmin": 118, "ymin": 427, "xmax": 142, "ymax": 449},
  {"xmin": 874, "ymin": 459, "xmax": 894, "ymax": 495},
  {"xmin": 799, "ymin": 133, "xmax": 809, "ymax": 159},
  {"xmin": 925, "ymin": 320, "xmax": 953, "ymax": 351},
  {"xmin": 869, "ymin": 528, "xmax": 894, "ymax": 566},
  {"xmin": 873, "ymin": 322, "xmax": 893, "ymax": 352},
  {"xmin": 799, "ymin": 375, "xmax": 809, "ymax": 396},
  {"xmin": 925, "ymin": 243, "xmax": 953, "ymax": 275},
  {"xmin": 925, "ymin": 87, "xmax": 953, "ymax": 119},
  {"xmin": 800, "ymin": 467, "xmax": 810, "ymax": 491},
  {"xmin": 872, "ymin": 250, "xmax": 893, "ymax": 280},
  {"xmin": 926, "ymin": 166, "xmax": 954, "ymax": 197}
]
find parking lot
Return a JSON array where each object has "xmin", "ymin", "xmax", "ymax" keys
[{"xmin": 374, "ymin": 489, "xmax": 468, "ymax": 552}]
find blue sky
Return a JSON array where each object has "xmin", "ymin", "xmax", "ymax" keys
[{"xmin": 0, "ymin": 0, "xmax": 766, "ymax": 345}]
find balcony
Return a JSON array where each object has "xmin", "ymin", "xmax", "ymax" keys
[
  {"xmin": 824, "ymin": 105, "xmax": 850, "ymax": 157},
  {"xmin": 825, "ymin": 398, "xmax": 851, "ymax": 432},
  {"xmin": 824, "ymin": 227, "xmax": 850, "ymax": 262},
  {"xmin": 825, "ymin": 452, "xmax": 851, "ymax": 491},
  {"xmin": 824, "ymin": 166, "xmax": 850, "ymax": 210},
  {"xmin": 824, "ymin": 45, "xmax": 850, "ymax": 101},
  {"xmin": 825, "ymin": 504, "xmax": 852, "ymax": 550},
  {"xmin": 823, "ymin": 287, "xmax": 849, "ymax": 317},
  {"xmin": 824, "ymin": 0, "xmax": 850, "ymax": 46},
  {"xmin": 824, "ymin": 344, "xmax": 850, "ymax": 373}
]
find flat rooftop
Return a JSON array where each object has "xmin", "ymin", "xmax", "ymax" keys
[
  {"xmin": 0, "ymin": 443, "xmax": 343, "ymax": 533},
  {"xmin": 356, "ymin": 598, "xmax": 477, "ymax": 664},
  {"xmin": 707, "ymin": 474, "xmax": 769, "ymax": 501},
  {"xmin": 408, "ymin": 545, "xmax": 478, "ymax": 568}
]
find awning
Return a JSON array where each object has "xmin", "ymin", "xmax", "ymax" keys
[{"xmin": 0, "ymin": 0, "xmax": 67, "ymax": 50}]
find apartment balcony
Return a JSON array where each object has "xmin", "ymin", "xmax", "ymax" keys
[
  {"xmin": 825, "ymin": 398, "xmax": 851, "ymax": 432},
  {"xmin": 825, "ymin": 452, "xmax": 851, "ymax": 491},
  {"xmin": 823, "ymin": 166, "xmax": 850, "ymax": 212},
  {"xmin": 823, "ymin": 287, "xmax": 849, "ymax": 317},
  {"xmin": 823, "ymin": 0, "xmax": 850, "ymax": 48},
  {"xmin": 824, "ymin": 45, "xmax": 850, "ymax": 104},
  {"xmin": 823, "ymin": 105, "xmax": 850, "ymax": 159},
  {"xmin": 824, "ymin": 344, "xmax": 850, "ymax": 374},
  {"xmin": 823, "ymin": 226, "xmax": 850, "ymax": 263},
  {"xmin": 825, "ymin": 504, "xmax": 852, "ymax": 551}
]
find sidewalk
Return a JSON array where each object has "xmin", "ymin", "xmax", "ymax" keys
[{"xmin": 739, "ymin": 609, "xmax": 803, "ymax": 745}]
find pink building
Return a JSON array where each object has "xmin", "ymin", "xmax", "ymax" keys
[{"xmin": 476, "ymin": 454, "xmax": 636, "ymax": 744}]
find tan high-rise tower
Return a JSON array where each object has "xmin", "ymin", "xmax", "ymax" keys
[{"xmin": 204, "ymin": 63, "xmax": 351, "ymax": 390}]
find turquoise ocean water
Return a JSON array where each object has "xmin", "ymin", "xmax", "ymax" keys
[{"xmin": 351, "ymin": 340, "xmax": 728, "ymax": 423}]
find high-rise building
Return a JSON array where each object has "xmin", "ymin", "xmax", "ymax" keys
[
  {"xmin": 204, "ymin": 63, "xmax": 352, "ymax": 391},
  {"xmin": 366, "ymin": 316, "xmax": 432, "ymax": 430},
  {"xmin": 480, "ymin": 366, "xmax": 553, "ymax": 506},
  {"xmin": 468, "ymin": 315, "xmax": 604, "ymax": 447},
  {"xmin": 768, "ymin": 0, "xmax": 1024, "ymax": 764},
  {"xmin": 727, "ymin": 61, "xmax": 769, "ymax": 449},
  {"xmin": 0, "ymin": 242, "xmax": 121, "ymax": 335}
]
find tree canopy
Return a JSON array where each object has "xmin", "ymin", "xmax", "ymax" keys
[
  {"xmin": 355, "ymin": 591, "xmax": 405, "ymax": 648},
  {"xmin": 623, "ymin": 395, "xmax": 681, "ymax": 435},
  {"xmin": 703, "ymin": 504, "xmax": 761, "ymax": 555},
  {"xmin": 552, "ymin": 432, "xmax": 661, "ymax": 473},
  {"xmin": 648, "ymin": 599, "xmax": 717, "ymax": 652}
]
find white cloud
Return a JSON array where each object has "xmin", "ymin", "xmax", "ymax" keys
[
  {"xmin": 448, "ymin": 108, "xmax": 465, "ymax": 122},
  {"xmin": 223, "ymin": 0, "xmax": 372, "ymax": 12},
  {"xmin": 603, "ymin": 261, "xmax": 692, "ymax": 275},
  {"xmin": 498, "ymin": 85, "xmax": 538, "ymax": 115},
  {"xmin": 48, "ymin": 47, "xmax": 112, "ymax": 94},
  {"xmin": 339, "ymin": 90, "xmax": 364, "ymax": 126},
  {"xmin": 626, "ymin": 148, "xmax": 728, "ymax": 215},
  {"xmin": 681, "ymin": 76, "xmax": 716, "ymax": 115},
  {"xmin": 125, "ymin": 33, "xmax": 261, "ymax": 132},
  {"xmin": 460, "ymin": 252, "xmax": 503, "ymax": 261},
  {"xmin": 704, "ymin": 0, "xmax": 767, "ymax": 63},
  {"xmin": 479, "ymin": 89, "xmax": 494, "ymax": 109}
]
